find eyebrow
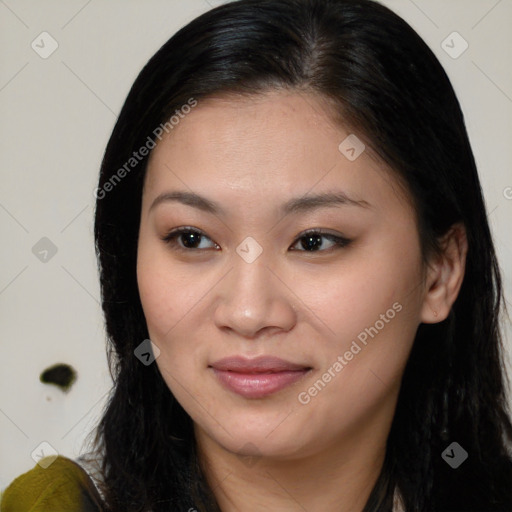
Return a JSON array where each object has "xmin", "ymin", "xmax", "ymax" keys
[
  {"xmin": 149, "ymin": 191, "xmax": 223, "ymax": 214},
  {"xmin": 283, "ymin": 191, "xmax": 372, "ymax": 213},
  {"xmin": 149, "ymin": 190, "xmax": 372, "ymax": 215}
]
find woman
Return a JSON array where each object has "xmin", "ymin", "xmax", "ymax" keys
[{"xmin": 3, "ymin": 0, "xmax": 511, "ymax": 510}]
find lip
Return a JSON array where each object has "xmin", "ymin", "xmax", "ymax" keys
[{"xmin": 209, "ymin": 356, "xmax": 311, "ymax": 399}]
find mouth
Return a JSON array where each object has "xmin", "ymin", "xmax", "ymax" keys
[{"xmin": 209, "ymin": 356, "xmax": 312, "ymax": 399}]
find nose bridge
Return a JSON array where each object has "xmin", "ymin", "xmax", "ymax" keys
[
  {"xmin": 228, "ymin": 251, "xmax": 275, "ymax": 312},
  {"xmin": 213, "ymin": 247, "xmax": 296, "ymax": 337},
  {"xmin": 230, "ymin": 232, "xmax": 275, "ymax": 297}
]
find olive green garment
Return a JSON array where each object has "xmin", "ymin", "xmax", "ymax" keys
[{"xmin": 1, "ymin": 456, "xmax": 103, "ymax": 511}]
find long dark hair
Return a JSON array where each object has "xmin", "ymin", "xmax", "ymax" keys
[{"xmin": 93, "ymin": 0, "xmax": 512, "ymax": 510}]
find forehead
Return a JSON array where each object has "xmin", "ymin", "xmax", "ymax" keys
[
  {"xmin": 143, "ymin": 90, "xmax": 412, "ymax": 215},
  {"xmin": 151, "ymin": 91, "xmax": 341, "ymax": 167}
]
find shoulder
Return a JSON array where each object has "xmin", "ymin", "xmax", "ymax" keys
[{"xmin": 1, "ymin": 455, "xmax": 104, "ymax": 512}]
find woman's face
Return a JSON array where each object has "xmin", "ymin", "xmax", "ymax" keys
[{"xmin": 137, "ymin": 91, "xmax": 428, "ymax": 461}]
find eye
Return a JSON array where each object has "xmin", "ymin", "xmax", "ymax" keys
[
  {"xmin": 161, "ymin": 227, "xmax": 219, "ymax": 250},
  {"xmin": 290, "ymin": 230, "xmax": 352, "ymax": 252},
  {"xmin": 161, "ymin": 227, "xmax": 351, "ymax": 253}
]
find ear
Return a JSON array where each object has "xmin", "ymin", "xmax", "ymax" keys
[{"xmin": 420, "ymin": 223, "xmax": 468, "ymax": 324}]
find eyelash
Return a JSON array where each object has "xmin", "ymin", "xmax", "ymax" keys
[{"xmin": 161, "ymin": 226, "xmax": 352, "ymax": 253}]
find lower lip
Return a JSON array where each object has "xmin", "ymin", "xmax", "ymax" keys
[{"xmin": 211, "ymin": 368, "xmax": 310, "ymax": 399}]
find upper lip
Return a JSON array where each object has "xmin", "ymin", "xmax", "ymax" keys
[{"xmin": 209, "ymin": 356, "xmax": 310, "ymax": 373}]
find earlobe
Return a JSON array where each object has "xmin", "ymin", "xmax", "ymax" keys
[{"xmin": 420, "ymin": 223, "xmax": 468, "ymax": 324}]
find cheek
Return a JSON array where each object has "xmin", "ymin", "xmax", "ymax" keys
[
  {"xmin": 136, "ymin": 242, "xmax": 214, "ymax": 375},
  {"xmin": 294, "ymin": 237, "xmax": 422, "ymax": 379},
  {"xmin": 291, "ymin": 258, "xmax": 414, "ymax": 344},
  {"xmin": 136, "ymin": 235, "xmax": 183, "ymax": 340},
  {"xmin": 136, "ymin": 227, "xmax": 201, "ymax": 331},
  {"xmin": 136, "ymin": 258, "xmax": 197, "ymax": 393},
  {"xmin": 137, "ymin": 266, "xmax": 171, "ymax": 336}
]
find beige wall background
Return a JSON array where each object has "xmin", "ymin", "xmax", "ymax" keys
[{"xmin": 1, "ymin": 0, "xmax": 511, "ymax": 491}]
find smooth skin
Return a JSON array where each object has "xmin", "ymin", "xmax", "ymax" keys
[{"xmin": 136, "ymin": 90, "xmax": 467, "ymax": 511}]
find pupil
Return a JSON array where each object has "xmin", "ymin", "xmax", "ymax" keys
[
  {"xmin": 182, "ymin": 232, "xmax": 201, "ymax": 248},
  {"xmin": 302, "ymin": 235, "xmax": 322, "ymax": 251}
]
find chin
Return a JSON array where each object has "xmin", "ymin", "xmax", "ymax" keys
[{"xmin": 199, "ymin": 417, "xmax": 312, "ymax": 461}]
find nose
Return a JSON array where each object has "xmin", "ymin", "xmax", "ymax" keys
[{"xmin": 213, "ymin": 255, "xmax": 297, "ymax": 339}]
